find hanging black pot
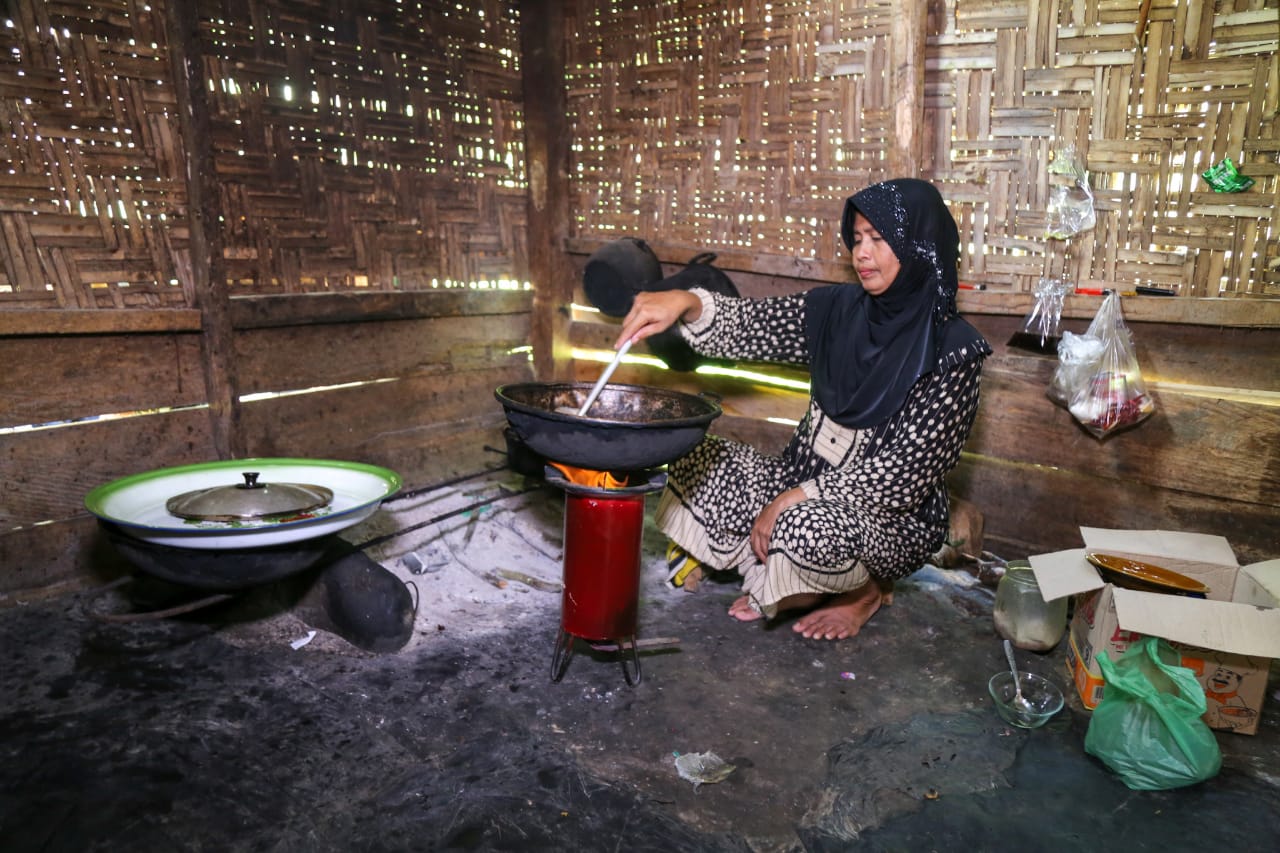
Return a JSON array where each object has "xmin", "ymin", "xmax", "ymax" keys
[
  {"xmin": 581, "ymin": 240, "xmax": 740, "ymax": 372},
  {"xmin": 583, "ymin": 237, "xmax": 664, "ymax": 318},
  {"xmin": 640, "ymin": 253, "xmax": 739, "ymax": 372}
]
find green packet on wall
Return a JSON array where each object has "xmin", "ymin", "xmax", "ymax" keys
[{"xmin": 1201, "ymin": 158, "xmax": 1255, "ymax": 192}]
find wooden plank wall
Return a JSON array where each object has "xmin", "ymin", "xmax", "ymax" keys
[
  {"xmin": 0, "ymin": 292, "xmax": 533, "ymax": 592},
  {"xmin": 0, "ymin": 1, "xmax": 534, "ymax": 592},
  {"xmin": 954, "ymin": 306, "xmax": 1279, "ymax": 563}
]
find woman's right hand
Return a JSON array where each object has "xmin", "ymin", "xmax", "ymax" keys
[
  {"xmin": 614, "ymin": 290, "xmax": 702, "ymax": 349},
  {"xmin": 750, "ymin": 487, "xmax": 805, "ymax": 563}
]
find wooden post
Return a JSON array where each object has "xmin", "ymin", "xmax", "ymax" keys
[
  {"xmin": 164, "ymin": 0, "xmax": 244, "ymax": 458},
  {"xmin": 520, "ymin": 0, "xmax": 574, "ymax": 382},
  {"xmin": 889, "ymin": 1, "xmax": 926, "ymax": 178}
]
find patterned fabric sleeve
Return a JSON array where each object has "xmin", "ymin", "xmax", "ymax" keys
[
  {"xmin": 799, "ymin": 357, "xmax": 983, "ymax": 510},
  {"xmin": 679, "ymin": 288, "xmax": 810, "ymax": 365}
]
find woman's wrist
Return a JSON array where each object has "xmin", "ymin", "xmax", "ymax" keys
[
  {"xmin": 677, "ymin": 289, "xmax": 703, "ymax": 322},
  {"xmin": 680, "ymin": 288, "xmax": 715, "ymax": 334}
]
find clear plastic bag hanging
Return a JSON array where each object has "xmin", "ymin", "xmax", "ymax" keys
[
  {"xmin": 1047, "ymin": 292, "xmax": 1155, "ymax": 439},
  {"xmin": 1009, "ymin": 278, "xmax": 1072, "ymax": 354},
  {"xmin": 1045, "ymin": 145, "xmax": 1096, "ymax": 240}
]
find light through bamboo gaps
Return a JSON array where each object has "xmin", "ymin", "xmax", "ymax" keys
[
  {"xmin": 564, "ymin": 0, "xmax": 1278, "ymax": 298},
  {"xmin": 0, "ymin": 0, "xmax": 529, "ymax": 309}
]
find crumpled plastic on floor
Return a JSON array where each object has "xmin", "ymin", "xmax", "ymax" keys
[
  {"xmin": 289, "ymin": 630, "xmax": 317, "ymax": 650},
  {"xmin": 400, "ymin": 541, "xmax": 452, "ymax": 574},
  {"xmin": 674, "ymin": 751, "xmax": 736, "ymax": 789}
]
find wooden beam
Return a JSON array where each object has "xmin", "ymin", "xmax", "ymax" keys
[
  {"xmin": 228, "ymin": 290, "xmax": 533, "ymax": 329},
  {"xmin": 0, "ymin": 309, "xmax": 202, "ymax": 336},
  {"xmin": 235, "ymin": 314, "xmax": 532, "ymax": 394},
  {"xmin": 164, "ymin": 0, "xmax": 244, "ymax": 458},
  {"xmin": 239, "ymin": 368, "xmax": 524, "ymax": 484},
  {"xmin": 1, "ymin": 407, "xmax": 215, "ymax": 529},
  {"xmin": 1, "ymin": 333, "xmax": 206, "ymax": 428},
  {"xmin": 520, "ymin": 0, "xmax": 573, "ymax": 382},
  {"xmin": 954, "ymin": 291, "xmax": 1280, "ymax": 328},
  {"xmin": 0, "ymin": 516, "xmax": 134, "ymax": 596},
  {"xmin": 889, "ymin": 0, "xmax": 926, "ymax": 177},
  {"xmin": 951, "ymin": 453, "xmax": 1280, "ymax": 566}
]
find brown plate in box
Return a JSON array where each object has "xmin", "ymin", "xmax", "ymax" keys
[{"xmin": 1085, "ymin": 552, "xmax": 1210, "ymax": 597}]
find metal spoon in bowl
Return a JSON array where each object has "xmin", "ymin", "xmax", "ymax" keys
[
  {"xmin": 576, "ymin": 338, "xmax": 633, "ymax": 417},
  {"xmin": 1003, "ymin": 639, "xmax": 1037, "ymax": 715}
]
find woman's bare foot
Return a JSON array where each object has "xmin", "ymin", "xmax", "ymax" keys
[
  {"xmin": 680, "ymin": 566, "xmax": 704, "ymax": 592},
  {"xmin": 728, "ymin": 580, "xmax": 893, "ymax": 635},
  {"xmin": 791, "ymin": 580, "xmax": 886, "ymax": 640},
  {"xmin": 728, "ymin": 594, "xmax": 765, "ymax": 622},
  {"xmin": 730, "ymin": 591, "xmax": 825, "ymax": 622}
]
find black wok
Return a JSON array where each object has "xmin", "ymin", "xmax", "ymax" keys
[
  {"xmin": 100, "ymin": 521, "xmax": 348, "ymax": 591},
  {"xmin": 494, "ymin": 382, "xmax": 721, "ymax": 471}
]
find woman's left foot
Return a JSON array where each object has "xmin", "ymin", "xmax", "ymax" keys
[
  {"xmin": 666, "ymin": 542, "xmax": 704, "ymax": 591},
  {"xmin": 791, "ymin": 581, "xmax": 885, "ymax": 640},
  {"xmin": 728, "ymin": 594, "xmax": 764, "ymax": 622}
]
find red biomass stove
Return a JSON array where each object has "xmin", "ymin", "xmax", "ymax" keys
[{"xmin": 543, "ymin": 465, "xmax": 666, "ymax": 686}]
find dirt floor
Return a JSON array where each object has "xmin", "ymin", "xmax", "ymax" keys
[{"xmin": 2, "ymin": 468, "xmax": 1278, "ymax": 852}]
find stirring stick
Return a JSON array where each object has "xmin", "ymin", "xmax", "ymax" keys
[{"xmin": 577, "ymin": 338, "xmax": 633, "ymax": 417}]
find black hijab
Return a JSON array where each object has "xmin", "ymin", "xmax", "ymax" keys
[{"xmin": 804, "ymin": 179, "xmax": 989, "ymax": 429}]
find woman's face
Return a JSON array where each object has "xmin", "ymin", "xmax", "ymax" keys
[{"xmin": 848, "ymin": 212, "xmax": 901, "ymax": 296}]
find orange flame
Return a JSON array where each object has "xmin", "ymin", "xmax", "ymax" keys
[{"xmin": 550, "ymin": 463, "xmax": 628, "ymax": 489}]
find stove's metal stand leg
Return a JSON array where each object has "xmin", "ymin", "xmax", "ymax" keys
[
  {"xmin": 550, "ymin": 627, "xmax": 576, "ymax": 682},
  {"xmin": 620, "ymin": 634, "xmax": 641, "ymax": 686}
]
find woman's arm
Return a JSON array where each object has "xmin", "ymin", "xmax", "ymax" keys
[
  {"xmin": 679, "ymin": 290, "xmax": 810, "ymax": 364},
  {"xmin": 618, "ymin": 288, "xmax": 810, "ymax": 365},
  {"xmin": 750, "ymin": 486, "xmax": 806, "ymax": 563},
  {"xmin": 615, "ymin": 289, "xmax": 702, "ymax": 349}
]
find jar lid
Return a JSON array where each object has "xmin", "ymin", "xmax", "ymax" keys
[
  {"xmin": 1001, "ymin": 564, "xmax": 1040, "ymax": 585},
  {"xmin": 1085, "ymin": 552, "xmax": 1210, "ymax": 597},
  {"xmin": 165, "ymin": 472, "xmax": 334, "ymax": 521}
]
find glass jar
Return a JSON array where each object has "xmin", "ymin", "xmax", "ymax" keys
[{"xmin": 993, "ymin": 561, "xmax": 1068, "ymax": 652}]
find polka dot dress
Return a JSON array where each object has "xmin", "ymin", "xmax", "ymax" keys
[{"xmin": 656, "ymin": 289, "xmax": 986, "ymax": 618}]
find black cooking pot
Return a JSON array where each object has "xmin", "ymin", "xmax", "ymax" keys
[
  {"xmin": 582, "ymin": 237, "xmax": 663, "ymax": 318},
  {"xmin": 494, "ymin": 382, "xmax": 721, "ymax": 471},
  {"xmin": 99, "ymin": 521, "xmax": 349, "ymax": 591},
  {"xmin": 581, "ymin": 242, "xmax": 741, "ymax": 373}
]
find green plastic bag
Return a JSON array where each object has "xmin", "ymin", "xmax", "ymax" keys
[{"xmin": 1084, "ymin": 636, "xmax": 1222, "ymax": 790}]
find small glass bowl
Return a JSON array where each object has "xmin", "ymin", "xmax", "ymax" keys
[{"xmin": 988, "ymin": 671, "xmax": 1065, "ymax": 728}]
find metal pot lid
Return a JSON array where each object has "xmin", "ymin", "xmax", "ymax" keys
[{"xmin": 165, "ymin": 472, "xmax": 334, "ymax": 522}]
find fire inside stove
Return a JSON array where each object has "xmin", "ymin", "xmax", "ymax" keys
[
  {"xmin": 548, "ymin": 463, "xmax": 631, "ymax": 490},
  {"xmin": 543, "ymin": 463, "xmax": 666, "ymax": 686}
]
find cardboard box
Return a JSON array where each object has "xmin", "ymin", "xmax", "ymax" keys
[{"xmin": 1030, "ymin": 528, "xmax": 1280, "ymax": 736}]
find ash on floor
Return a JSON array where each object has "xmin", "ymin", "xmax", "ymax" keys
[{"xmin": 2, "ymin": 469, "xmax": 1278, "ymax": 852}]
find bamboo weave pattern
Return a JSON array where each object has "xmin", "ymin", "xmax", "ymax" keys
[
  {"xmin": 566, "ymin": 0, "xmax": 1279, "ymax": 296},
  {"xmin": 2, "ymin": 1, "xmax": 1275, "ymax": 306},
  {"xmin": 0, "ymin": 0, "xmax": 527, "ymax": 309}
]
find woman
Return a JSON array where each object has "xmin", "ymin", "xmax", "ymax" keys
[{"xmin": 615, "ymin": 178, "xmax": 991, "ymax": 640}]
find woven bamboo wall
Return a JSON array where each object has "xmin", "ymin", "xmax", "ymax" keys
[
  {"xmin": 0, "ymin": 1, "xmax": 188, "ymax": 308},
  {"xmin": 201, "ymin": 0, "xmax": 528, "ymax": 293},
  {"xmin": 564, "ymin": 0, "xmax": 1279, "ymax": 297},
  {"xmin": 0, "ymin": 0, "xmax": 527, "ymax": 309}
]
